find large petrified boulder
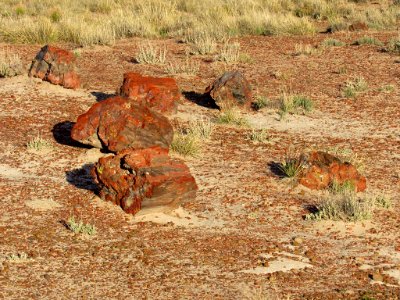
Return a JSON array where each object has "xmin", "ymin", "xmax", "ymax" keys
[
  {"xmin": 28, "ymin": 45, "xmax": 80, "ymax": 89},
  {"xmin": 71, "ymin": 96, "xmax": 173, "ymax": 153},
  {"xmin": 299, "ymin": 151, "xmax": 366, "ymax": 192},
  {"xmin": 119, "ymin": 72, "xmax": 180, "ymax": 114},
  {"xmin": 92, "ymin": 147, "xmax": 198, "ymax": 215},
  {"xmin": 205, "ymin": 71, "xmax": 252, "ymax": 109}
]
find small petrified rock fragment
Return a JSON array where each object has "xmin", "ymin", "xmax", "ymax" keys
[
  {"xmin": 299, "ymin": 151, "xmax": 366, "ymax": 192},
  {"xmin": 92, "ymin": 147, "xmax": 198, "ymax": 215},
  {"xmin": 71, "ymin": 96, "xmax": 173, "ymax": 153},
  {"xmin": 119, "ymin": 72, "xmax": 180, "ymax": 114},
  {"xmin": 28, "ymin": 45, "xmax": 80, "ymax": 89},
  {"xmin": 205, "ymin": 71, "xmax": 252, "ymax": 109}
]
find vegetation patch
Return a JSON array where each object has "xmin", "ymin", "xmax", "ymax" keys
[
  {"xmin": 216, "ymin": 108, "xmax": 249, "ymax": 127},
  {"xmin": 279, "ymin": 93, "xmax": 314, "ymax": 119},
  {"xmin": 135, "ymin": 42, "xmax": 167, "ymax": 64},
  {"xmin": 26, "ymin": 135, "xmax": 53, "ymax": 151},
  {"xmin": 352, "ymin": 36, "xmax": 383, "ymax": 46},
  {"xmin": 321, "ymin": 38, "xmax": 346, "ymax": 47},
  {"xmin": 66, "ymin": 216, "xmax": 96, "ymax": 235},
  {"xmin": 0, "ymin": 49, "xmax": 23, "ymax": 78},
  {"xmin": 341, "ymin": 76, "xmax": 368, "ymax": 98},
  {"xmin": 251, "ymin": 95, "xmax": 269, "ymax": 111}
]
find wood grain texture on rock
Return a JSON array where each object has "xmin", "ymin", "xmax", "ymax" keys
[
  {"xmin": 71, "ymin": 96, "xmax": 173, "ymax": 153},
  {"xmin": 299, "ymin": 151, "xmax": 367, "ymax": 192},
  {"xmin": 205, "ymin": 71, "xmax": 252, "ymax": 109},
  {"xmin": 92, "ymin": 147, "xmax": 198, "ymax": 215},
  {"xmin": 119, "ymin": 72, "xmax": 180, "ymax": 114},
  {"xmin": 28, "ymin": 45, "xmax": 80, "ymax": 89}
]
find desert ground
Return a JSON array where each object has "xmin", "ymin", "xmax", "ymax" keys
[{"xmin": 1, "ymin": 3, "xmax": 400, "ymax": 299}]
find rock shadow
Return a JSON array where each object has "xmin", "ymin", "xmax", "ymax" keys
[
  {"xmin": 66, "ymin": 163, "xmax": 98, "ymax": 192},
  {"xmin": 267, "ymin": 161, "xmax": 286, "ymax": 178},
  {"xmin": 52, "ymin": 121, "xmax": 92, "ymax": 148},
  {"xmin": 91, "ymin": 91, "xmax": 116, "ymax": 102},
  {"xmin": 182, "ymin": 91, "xmax": 219, "ymax": 109}
]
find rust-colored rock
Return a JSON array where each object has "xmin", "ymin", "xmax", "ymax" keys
[
  {"xmin": 28, "ymin": 45, "xmax": 80, "ymax": 89},
  {"xmin": 71, "ymin": 96, "xmax": 173, "ymax": 153},
  {"xmin": 205, "ymin": 71, "xmax": 252, "ymax": 109},
  {"xmin": 119, "ymin": 72, "xmax": 180, "ymax": 114},
  {"xmin": 92, "ymin": 147, "xmax": 198, "ymax": 215},
  {"xmin": 299, "ymin": 151, "xmax": 366, "ymax": 192},
  {"xmin": 349, "ymin": 22, "xmax": 368, "ymax": 32}
]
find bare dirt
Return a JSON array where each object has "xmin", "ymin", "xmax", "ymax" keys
[{"xmin": 0, "ymin": 31, "xmax": 400, "ymax": 299}]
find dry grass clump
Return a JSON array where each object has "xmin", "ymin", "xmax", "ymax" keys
[
  {"xmin": 247, "ymin": 129, "xmax": 270, "ymax": 143},
  {"xmin": 341, "ymin": 76, "xmax": 368, "ymax": 98},
  {"xmin": 171, "ymin": 118, "xmax": 214, "ymax": 157},
  {"xmin": 216, "ymin": 107, "xmax": 249, "ymax": 127},
  {"xmin": 217, "ymin": 41, "xmax": 241, "ymax": 63},
  {"xmin": 252, "ymin": 96, "xmax": 269, "ymax": 111},
  {"xmin": 387, "ymin": 37, "xmax": 400, "ymax": 53},
  {"xmin": 66, "ymin": 215, "xmax": 96, "ymax": 235},
  {"xmin": 165, "ymin": 53, "xmax": 199, "ymax": 75},
  {"xmin": 352, "ymin": 36, "xmax": 383, "ymax": 46},
  {"xmin": 135, "ymin": 42, "xmax": 167, "ymax": 64},
  {"xmin": 0, "ymin": 49, "xmax": 23, "ymax": 78},
  {"xmin": 26, "ymin": 135, "xmax": 53, "ymax": 151},
  {"xmin": 321, "ymin": 38, "xmax": 345, "ymax": 47},
  {"xmin": 279, "ymin": 93, "xmax": 314, "ymax": 119},
  {"xmin": 1, "ymin": 0, "xmax": 398, "ymax": 46},
  {"xmin": 293, "ymin": 43, "xmax": 320, "ymax": 56},
  {"xmin": 306, "ymin": 188, "xmax": 392, "ymax": 222}
]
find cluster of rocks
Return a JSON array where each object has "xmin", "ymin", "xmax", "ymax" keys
[{"xmin": 29, "ymin": 45, "xmax": 367, "ymax": 215}]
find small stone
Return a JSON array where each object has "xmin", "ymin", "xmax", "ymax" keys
[
  {"xmin": 369, "ymin": 272, "xmax": 383, "ymax": 282},
  {"xmin": 292, "ymin": 237, "xmax": 303, "ymax": 246}
]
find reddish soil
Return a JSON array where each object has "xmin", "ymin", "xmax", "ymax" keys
[{"xmin": 0, "ymin": 31, "xmax": 399, "ymax": 299}]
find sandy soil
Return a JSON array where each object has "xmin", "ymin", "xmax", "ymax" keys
[{"xmin": 0, "ymin": 31, "xmax": 400, "ymax": 299}]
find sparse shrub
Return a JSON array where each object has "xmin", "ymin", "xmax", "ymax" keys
[
  {"xmin": 216, "ymin": 108, "xmax": 249, "ymax": 127},
  {"xmin": 135, "ymin": 43, "xmax": 167, "ymax": 64},
  {"xmin": 50, "ymin": 10, "xmax": 62, "ymax": 23},
  {"xmin": 322, "ymin": 38, "xmax": 345, "ymax": 47},
  {"xmin": 26, "ymin": 135, "xmax": 53, "ymax": 151},
  {"xmin": 252, "ymin": 96, "xmax": 269, "ymax": 111},
  {"xmin": 278, "ymin": 148, "xmax": 304, "ymax": 178},
  {"xmin": 187, "ymin": 118, "xmax": 215, "ymax": 140},
  {"xmin": 293, "ymin": 43, "xmax": 320, "ymax": 56},
  {"xmin": 387, "ymin": 37, "xmax": 400, "ymax": 54},
  {"xmin": 329, "ymin": 180, "xmax": 356, "ymax": 195},
  {"xmin": 378, "ymin": 84, "xmax": 395, "ymax": 93},
  {"xmin": 218, "ymin": 41, "xmax": 241, "ymax": 63},
  {"xmin": 66, "ymin": 216, "xmax": 96, "ymax": 235},
  {"xmin": 306, "ymin": 192, "xmax": 375, "ymax": 221},
  {"xmin": 248, "ymin": 129, "xmax": 270, "ymax": 143},
  {"xmin": 375, "ymin": 194, "xmax": 392, "ymax": 209},
  {"xmin": 190, "ymin": 34, "xmax": 217, "ymax": 55},
  {"xmin": 6, "ymin": 252, "xmax": 29, "ymax": 262},
  {"xmin": 352, "ymin": 36, "xmax": 383, "ymax": 46},
  {"xmin": 165, "ymin": 54, "xmax": 199, "ymax": 75},
  {"xmin": 279, "ymin": 93, "xmax": 314, "ymax": 118},
  {"xmin": 238, "ymin": 53, "xmax": 254, "ymax": 64},
  {"xmin": 0, "ymin": 50, "xmax": 23, "ymax": 78},
  {"xmin": 170, "ymin": 129, "xmax": 201, "ymax": 157},
  {"xmin": 342, "ymin": 76, "xmax": 368, "ymax": 98}
]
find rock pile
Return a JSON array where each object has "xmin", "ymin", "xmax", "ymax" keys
[
  {"xmin": 298, "ymin": 151, "xmax": 366, "ymax": 192},
  {"xmin": 71, "ymin": 74, "xmax": 197, "ymax": 215},
  {"xmin": 29, "ymin": 45, "xmax": 80, "ymax": 89}
]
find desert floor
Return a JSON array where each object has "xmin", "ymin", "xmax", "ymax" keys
[{"xmin": 0, "ymin": 31, "xmax": 400, "ymax": 299}]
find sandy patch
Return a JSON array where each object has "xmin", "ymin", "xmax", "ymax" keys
[
  {"xmin": 0, "ymin": 164, "xmax": 26, "ymax": 180},
  {"xmin": 241, "ymin": 256, "xmax": 312, "ymax": 274},
  {"xmin": 131, "ymin": 207, "xmax": 225, "ymax": 228},
  {"xmin": 25, "ymin": 198, "xmax": 62, "ymax": 211}
]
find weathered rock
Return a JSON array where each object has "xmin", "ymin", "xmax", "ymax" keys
[
  {"xmin": 28, "ymin": 45, "xmax": 80, "ymax": 89},
  {"xmin": 92, "ymin": 147, "xmax": 198, "ymax": 215},
  {"xmin": 299, "ymin": 151, "xmax": 366, "ymax": 192},
  {"xmin": 71, "ymin": 96, "xmax": 173, "ymax": 153},
  {"xmin": 205, "ymin": 71, "xmax": 252, "ymax": 109},
  {"xmin": 119, "ymin": 72, "xmax": 180, "ymax": 114},
  {"xmin": 349, "ymin": 22, "xmax": 368, "ymax": 32}
]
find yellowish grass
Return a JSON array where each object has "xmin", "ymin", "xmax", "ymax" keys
[{"xmin": 0, "ymin": 0, "xmax": 398, "ymax": 46}]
